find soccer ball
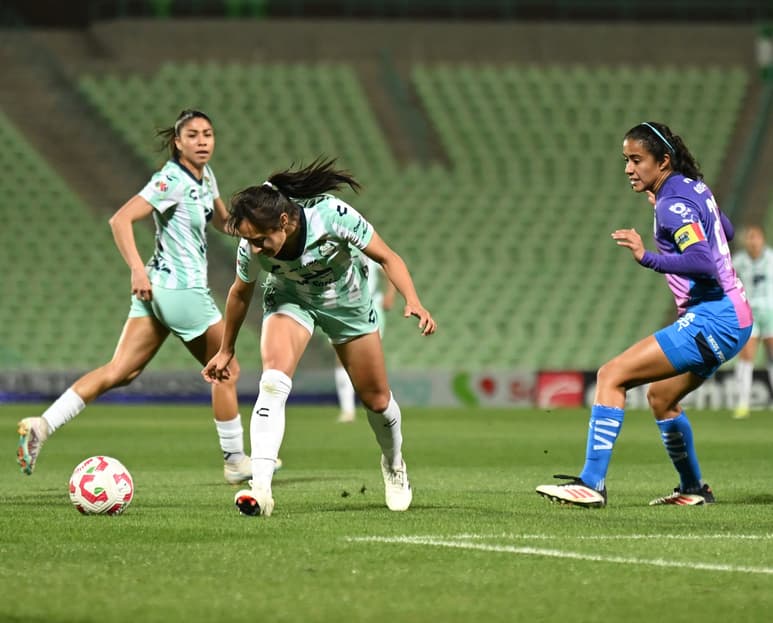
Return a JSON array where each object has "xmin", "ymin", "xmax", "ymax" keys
[{"xmin": 68, "ymin": 455, "xmax": 134, "ymax": 515}]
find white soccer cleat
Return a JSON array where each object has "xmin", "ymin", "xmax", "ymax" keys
[
  {"xmin": 223, "ymin": 455, "xmax": 252, "ymax": 484},
  {"xmin": 337, "ymin": 410, "xmax": 356, "ymax": 423},
  {"xmin": 649, "ymin": 483, "xmax": 715, "ymax": 506},
  {"xmin": 17, "ymin": 417, "xmax": 49, "ymax": 475},
  {"xmin": 234, "ymin": 481, "xmax": 275, "ymax": 517},
  {"xmin": 224, "ymin": 456, "xmax": 283, "ymax": 484},
  {"xmin": 381, "ymin": 456, "xmax": 412, "ymax": 511},
  {"xmin": 536, "ymin": 474, "xmax": 607, "ymax": 508}
]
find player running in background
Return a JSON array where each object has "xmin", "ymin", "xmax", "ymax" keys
[
  {"xmin": 536, "ymin": 121, "xmax": 752, "ymax": 507},
  {"xmin": 17, "ymin": 109, "xmax": 252, "ymax": 485},
  {"xmin": 335, "ymin": 253, "xmax": 396, "ymax": 422},
  {"xmin": 732, "ymin": 224, "xmax": 773, "ymax": 418},
  {"xmin": 202, "ymin": 157, "xmax": 435, "ymax": 516}
]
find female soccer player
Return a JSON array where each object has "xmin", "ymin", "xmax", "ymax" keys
[
  {"xmin": 202, "ymin": 158, "xmax": 436, "ymax": 516},
  {"xmin": 732, "ymin": 224, "xmax": 773, "ymax": 418},
  {"xmin": 536, "ymin": 121, "xmax": 752, "ymax": 507},
  {"xmin": 17, "ymin": 109, "xmax": 252, "ymax": 485}
]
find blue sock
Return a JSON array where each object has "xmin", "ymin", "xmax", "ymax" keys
[
  {"xmin": 656, "ymin": 412, "xmax": 702, "ymax": 492},
  {"xmin": 578, "ymin": 404, "xmax": 625, "ymax": 491}
]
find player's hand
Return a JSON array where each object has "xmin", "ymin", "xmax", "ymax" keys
[
  {"xmin": 131, "ymin": 268, "xmax": 153, "ymax": 302},
  {"xmin": 645, "ymin": 190, "xmax": 656, "ymax": 206},
  {"xmin": 611, "ymin": 228, "xmax": 645, "ymax": 261},
  {"xmin": 404, "ymin": 303, "xmax": 436, "ymax": 336},
  {"xmin": 202, "ymin": 351, "xmax": 234, "ymax": 384}
]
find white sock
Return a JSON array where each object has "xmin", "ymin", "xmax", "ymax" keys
[
  {"xmin": 250, "ymin": 369, "xmax": 292, "ymax": 491},
  {"xmin": 334, "ymin": 364, "xmax": 356, "ymax": 416},
  {"xmin": 366, "ymin": 393, "xmax": 403, "ymax": 469},
  {"xmin": 767, "ymin": 364, "xmax": 773, "ymax": 403},
  {"xmin": 41, "ymin": 388, "xmax": 86, "ymax": 434},
  {"xmin": 214, "ymin": 414, "xmax": 245, "ymax": 463},
  {"xmin": 735, "ymin": 360, "xmax": 753, "ymax": 409}
]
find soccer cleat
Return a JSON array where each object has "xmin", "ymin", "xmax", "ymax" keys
[
  {"xmin": 234, "ymin": 481, "xmax": 275, "ymax": 517},
  {"xmin": 535, "ymin": 474, "xmax": 607, "ymax": 508},
  {"xmin": 17, "ymin": 417, "xmax": 49, "ymax": 475},
  {"xmin": 380, "ymin": 455, "xmax": 412, "ymax": 511},
  {"xmin": 223, "ymin": 455, "xmax": 252, "ymax": 484},
  {"xmin": 732, "ymin": 406, "xmax": 750, "ymax": 420},
  {"xmin": 224, "ymin": 456, "xmax": 283, "ymax": 484},
  {"xmin": 337, "ymin": 410, "xmax": 356, "ymax": 423},
  {"xmin": 649, "ymin": 483, "xmax": 715, "ymax": 506}
]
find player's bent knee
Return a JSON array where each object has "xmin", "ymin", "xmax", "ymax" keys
[
  {"xmin": 595, "ymin": 361, "xmax": 622, "ymax": 392},
  {"xmin": 359, "ymin": 390, "xmax": 391, "ymax": 413},
  {"xmin": 645, "ymin": 387, "xmax": 674, "ymax": 418}
]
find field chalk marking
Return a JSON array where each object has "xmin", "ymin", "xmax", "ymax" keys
[{"xmin": 347, "ymin": 535, "xmax": 773, "ymax": 575}]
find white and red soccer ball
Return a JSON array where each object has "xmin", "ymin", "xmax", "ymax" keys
[{"xmin": 68, "ymin": 456, "xmax": 134, "ymax": 515}]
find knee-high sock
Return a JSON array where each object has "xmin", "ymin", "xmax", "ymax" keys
[
  {"xmin": 334, "ymin": 365, "xmax": 356, "ymax": 416},
  {"xmin": 41, "ymin": 388, "xmax": 86, "ymax": 434},
  {"xmin": 250, "ymin": 369, "xmax": 292, "ymax": 490},
  {"xmin": 735, "ymin": 359, "xmax": 753, "ymax": 410},
  {"xmin": 656, "ymin": 411, "xmax": 702, "ymax": 492},
  {"xmin": 214, "ymin": 414, "xmax": 245, "ymax": 462},
  {"xmin": 578, "ymin": 404, "xmax": 625, "ymax": 491},
  {"xmin": 366, "ymin": 393, "xmax": 403, "ymax": 469},
  {"xmin": 766, "ymin": 363, "xmax": 773, "ymax": 403}
]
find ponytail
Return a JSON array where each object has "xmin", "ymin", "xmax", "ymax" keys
[
  {"xmin": 625, "ymin": 122, "xmax": 703, "ymax": 180},
  {"xmin": 267, "ymin": 157, "xmax": 361, "ymax": 198},
  {"xmin": 228, "ymin": 157, "xmax": 361, "ymax": 233}
]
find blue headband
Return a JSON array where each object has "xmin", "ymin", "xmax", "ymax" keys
[{"xmin": 641, "ymin": 122, "xmax": 675, "ymax": 154}]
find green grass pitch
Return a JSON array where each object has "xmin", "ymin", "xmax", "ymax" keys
[{"xmin": 2, "ymin": 403, "xmax": 772, "ymax": 623}]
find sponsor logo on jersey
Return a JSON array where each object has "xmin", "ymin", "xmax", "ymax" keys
[{"xmin": 674, "ymin": 222, "xmax": 706, "ymax": 251}]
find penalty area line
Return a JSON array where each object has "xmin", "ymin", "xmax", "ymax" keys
[{"xmin": 346, "ymin": 535, "xmax": 773, "ymax": 576}]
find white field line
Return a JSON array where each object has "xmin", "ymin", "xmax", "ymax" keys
[
  {"xmin": 347, "ymin": 535, "xmax": 773, "ymax": 575},
  {"xmin": 447, "ymin": 533, "xmax": 773, "ymax": 541}
]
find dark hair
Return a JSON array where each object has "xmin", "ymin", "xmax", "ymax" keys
[
  {"xmin": 156, "ymin": 109, "xmax": 213, "ymax": 160},
  {"xmin": 228, "ymin": 157, "xmax": 361, "ymax": 233},
  {"xmin": 624, "ymin": 121, "xmax": 704, "ymax": 180}
]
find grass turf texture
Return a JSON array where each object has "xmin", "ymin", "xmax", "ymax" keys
[{"xmin": 2, "ymin": 404, "xmax": 772, "ymax": 623}]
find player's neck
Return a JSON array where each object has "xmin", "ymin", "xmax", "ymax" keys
[
  {"xmin": 651, "ymin": 169, "xmax": 673, "ymax": 196},
  {"xmin": 177, "ymin": 157, "xmax": 204, "ymax": 180}
]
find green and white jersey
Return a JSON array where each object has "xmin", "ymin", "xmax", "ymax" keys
[
  {"xmin": 733, "ymin": 247, "xmax": 773, "ymax": 314},
  {"xmin": 236, "ymin": 194, "xmax": 374, "ymax": 307},
  {"xmin": 138, "ymin": 159, "xmax": 220, "ymax": 289},
  {"xmin": 362, "ymin": 254, "xmax": 385, "ymax": 310}
]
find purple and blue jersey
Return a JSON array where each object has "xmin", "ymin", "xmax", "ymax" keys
[{"xmin": 639, "ymin": 173, "xmax": 752, "ymax": 329}]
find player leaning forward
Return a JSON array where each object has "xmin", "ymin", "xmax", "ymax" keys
[{"xmin": 202, "ymin": 158, "xmax": 436, "ymax": 516}]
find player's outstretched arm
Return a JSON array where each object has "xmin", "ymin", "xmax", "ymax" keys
[
  {"xmin": 202, "ymin": 276, "xmax": 256, "ymax": 383},
  {"xmin": 363, "ymin": 233, "xmax": 436, "ymax": 336}
]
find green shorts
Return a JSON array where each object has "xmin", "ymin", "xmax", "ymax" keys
[
  {"xmin": 128, "ymin": 285, "xmax": 222, "ymax": 342},
  {"xmin": 750, "ymin": 306, "xmax": 773, "ymax": 339},
  {"xmin": 263, "ymin": 287, "xmax": 379, "ymax": 345}
]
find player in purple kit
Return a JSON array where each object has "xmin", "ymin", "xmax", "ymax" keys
[{"xmin": 536, "ymin": 121, "xmax": 752, "ymax": 507}]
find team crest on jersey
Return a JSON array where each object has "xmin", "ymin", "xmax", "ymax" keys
[
  {"xmin": 318, "ymin": 241, "xmax": 337, "ymax": 257},
  {"xmin": 674, "ymin": 222, "xmax": 706, "ymax": 251},
  {"xmin": 155, "ymin": 180, "xmax": 168, "ymax": 192}
]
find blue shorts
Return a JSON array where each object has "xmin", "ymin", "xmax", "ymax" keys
[{"xmin": 655, "ymin": 300, "xmax": 752, "ymax": 378}]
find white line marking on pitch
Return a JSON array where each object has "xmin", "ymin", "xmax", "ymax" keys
[
  {"xmin": 448, "ymin": 533, "xmax": 773, "ymax": 541},
  {"xmin": 347, "ymin": 536, "xmax": 773, "ymax": 575}
]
